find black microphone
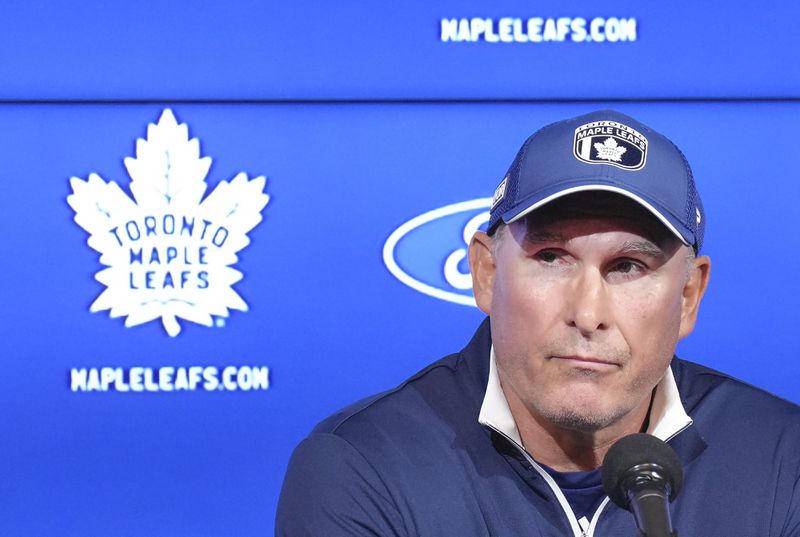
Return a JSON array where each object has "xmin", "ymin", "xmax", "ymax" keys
[{"xmin": 601, "ymin": 433, "xmax": 683, "ymax": 537}]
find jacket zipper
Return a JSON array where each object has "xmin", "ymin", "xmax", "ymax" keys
[
  {"xmin": 486, "ymin": 423, "xmax": 692, "ymax": 537},
  {"xmin": 516, "ymin": 446, "xmax": 605, "ymax": 537},
  {"xmin": 487, "ymin": 426, "xmax": 588, "ymax": 537}
]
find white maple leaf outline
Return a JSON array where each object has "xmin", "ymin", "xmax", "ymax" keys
[
  {"xmin": 593, "ymin": 137, "xmax": 627, "ymax": 162},
  {"xmin": 67, "ymin": 109, "xmax": 270, "ymax": 337}
]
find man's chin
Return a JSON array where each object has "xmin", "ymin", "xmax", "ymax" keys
[{"xmin": 539, "ymin": 404, "xmax": 620, "ymax": 433}]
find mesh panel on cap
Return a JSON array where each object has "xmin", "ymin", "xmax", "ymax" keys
[
  {"xmin": 488, "ymin": 126, "xmax": 546, "ymax": 233},
  {"xmin": 670, "ymin": 140, "xmax": 704, "ymax": 252},
  {"xmin": 488, "ymin": 136, "xmax": 529, "ymax": 233}
]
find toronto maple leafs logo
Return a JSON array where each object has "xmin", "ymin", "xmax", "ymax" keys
[
  {"xmin": 593, "ymin": 137, "xmax": 627, "ymax": 162},
  {"xmin": 67, "ymin": 109, "xmax": 269, "ymax": 337},
  {"xmin": 573, "ymin": 120, "xmax": 648, "ymax": 170}
]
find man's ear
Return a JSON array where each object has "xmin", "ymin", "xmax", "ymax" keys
[
  {"xmin": 679, "ymin": 254, "xmax": 711, "ymax": 339},
  {"xmin": 468, "ymin": 231, "xmax": 496, "ymax": 315}
]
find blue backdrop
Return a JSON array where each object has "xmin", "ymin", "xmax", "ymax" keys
[{"xmin": 1, "ymin": 2, "xmax": 798, "ymax": 536}]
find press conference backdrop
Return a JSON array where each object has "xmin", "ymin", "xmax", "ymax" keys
[{"xmin": 1, "ymin": 1, "xmax": 798, "ymax": 535}]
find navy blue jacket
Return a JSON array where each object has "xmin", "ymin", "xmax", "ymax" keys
[{"xmin": 276, "ymin": 319, "xmax": 800, "ymax": 536}]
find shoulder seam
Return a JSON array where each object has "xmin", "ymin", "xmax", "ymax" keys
[
  {"xmin": 675, "ymin": 358, "xmax": 800, "ymax": 410},
  {"xmin": 329, "ymin": 354, "xmax": 463, "ymax": 433}
]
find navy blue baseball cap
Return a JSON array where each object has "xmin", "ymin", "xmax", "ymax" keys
[{"xmin": 488, "ymin": 110, "xmax": 705, "ymax": 252}]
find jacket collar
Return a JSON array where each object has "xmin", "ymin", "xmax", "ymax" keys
[{"xmin": 478, "ymin": 346, "xmax": 693, "ymax": 446}]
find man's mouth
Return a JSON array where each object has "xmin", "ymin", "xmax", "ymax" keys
[{"xmin": 551, "ymin": 355, "xmax": 620, "ymax": 370}]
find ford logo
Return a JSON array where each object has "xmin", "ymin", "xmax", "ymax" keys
[{"xmin": 382, "ymin": 198, "xmax": 492, "ymax": 306}]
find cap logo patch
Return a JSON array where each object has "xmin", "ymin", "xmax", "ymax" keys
[
  {"xmin": 491, "ymin": 176, "xmax": 508, "ymax": 208},
  {"xmin": 573, "ymin": 120, "xmax": 648, "ymax": 171}
]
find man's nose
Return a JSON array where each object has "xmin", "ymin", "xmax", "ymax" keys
[{"xmin": 565, "ymin": 267, "xmax": 609, "ymax": 336}]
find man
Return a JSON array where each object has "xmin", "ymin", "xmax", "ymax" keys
[{"xmin": 276, "ymin": 110, "xmax": 800, "ymax": 536}]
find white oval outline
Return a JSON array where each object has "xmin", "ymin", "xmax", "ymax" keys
[{"xmin": 382, "ymin": 198, "xmax": 493, "ymax": 307}]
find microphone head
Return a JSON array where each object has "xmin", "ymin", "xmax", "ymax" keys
[{"xmin": 601, "ymin": 433, "xmax": 683, "ymax": 509}]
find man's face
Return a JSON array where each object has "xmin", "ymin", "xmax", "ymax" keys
[{"xmin": 470, "ymin": 193, "xmax": 710, "ymax": 434}]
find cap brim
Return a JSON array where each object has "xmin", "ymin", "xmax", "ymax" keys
[{"xmin": 502, "ymin": 184, "xmax": 693, "ymax": 247}]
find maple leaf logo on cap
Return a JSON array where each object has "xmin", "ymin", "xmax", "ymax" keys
[
  {"xmin": 593, "ymin": 137, "xmax": 627, "ymax": 162},
  {"xmin": 573, "ymin": 120, "xmax": 648, "ymax": 171},
  {"xmin": 67, "ymin": 109, "xmax": 269, "ymax": 337}
]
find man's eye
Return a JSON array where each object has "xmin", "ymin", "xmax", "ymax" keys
[
  {"xmin": 535, "ymin": 250, "xmax": 560, "ymax": 263},
  {"xmin": 612, "ymin": 260, "xmax": 643, "ymax": 274}
]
